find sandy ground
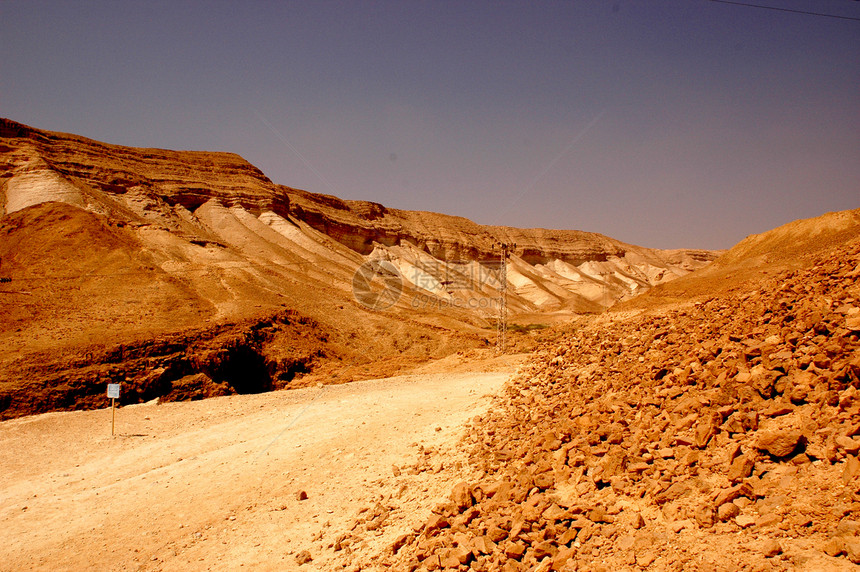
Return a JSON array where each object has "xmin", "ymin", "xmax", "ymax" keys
[{"xmin": 0, "ymin": 364, "xmax": 521, "ymax": 571}]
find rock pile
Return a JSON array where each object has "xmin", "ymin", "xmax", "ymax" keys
[{"xmin": 390, "ymin": 239, "xmax": 860, "ymax": 571}]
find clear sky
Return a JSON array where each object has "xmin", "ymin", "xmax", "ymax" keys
[{"xmin": 1, "ymin": 1, "xmax": 858, "ymax": 249}]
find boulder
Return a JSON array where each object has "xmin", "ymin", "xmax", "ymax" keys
[{"xmin": 757, "ymin": 430, "xmax": 803, "ymax": 457}]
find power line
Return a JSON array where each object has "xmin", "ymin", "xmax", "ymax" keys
[{"xmin": 708, "ymin": 0, "xmax": 860, "ymax": 21}]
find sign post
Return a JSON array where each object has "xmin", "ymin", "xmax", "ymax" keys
[{"xmin": 107, "ymin": 383, "xmax": 120, "ymax": 436}]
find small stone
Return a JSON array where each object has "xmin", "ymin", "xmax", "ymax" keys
[
  {"xmin": 450, "ymin": 546, "xmax": 473, "ymax": 565},
  {"xmin": 836, "ymin": 519, "xmax": 860, "ymax": 536},
  {"xmin": 637, "ymin": 551, "xmax": 657, "ymax": 567},
  {"xmin": 423, "ymin": 514, "xmax": 450, "ymax": 534},
  {"xmin": 695, "ymin": 421, "xmax": 716, "ymax": 448},
  {"xmin": 390, "ymin": 534, "xmax": 409, "ymax": 554},
  {"xmin": 714, "ymin": 482, "xmax": 753, "ymax": 508},
  {"xmin": 845, "ymin": 538, "xmax": 860, "ymax": 564},
  {"xmin": 471, "ymin": 535, "xmax": 496, "ymax": 555},
  {"xmin": 657, "ymin": 448, "xmax": 675, "ymax": 459},
  {"xmin": 487, "ymin": 526, "xmax": 508, "ymax": 543},
  {"xmin": 717, "ymin": 503, "xmax": 740, "ymax": 522},
  {"xmin": 587, "ymin": 507, "xmax": 613, "ymax": 523},
  {"xmin": 670, "ymin": 519, "xmax": 693, "ymax": 533},
  {"xmin": 756, "ymin": 514, "xmax": 781, "ymax": 529},
  {"xmin": 736, "ymin": 514, "xmax": 756, "ymax": 528},
  {"xmin": 760, "ymin": 539, "xmax": 782, "ymax": 558},
  {"xmin": 295, "ymin": 550, "xmax": 312, "ymax": 565},
  {"xmin": 822, "ymin": 537, "xmax": 845, "ymax": 557},
  {"xmin": 450, "ymin": 482, "xmax": 474, "ymax": 511},
  {"xmin": 843, "ymin": 456, "xmax": 860, "ymax": 485},
  {"xmin": 728, "ymin": 454, "xmax": 755, "ymax": 483},
  {"xmin": 534, "ymin": 473, "xmax": 554, "ymax": 490},
  {"xmin": 543, "ymin": 503, "xmax": 570, "ymax": 521},
  {"xmin": 696, "ymin": 505, "xmax": 716, "ymax": 528},
  {"xmin": 439, "ymin": 550, "xmax": 462, "ymax": 568},
  {"xmin": 552, "ymin": 547, "xmax": 576, "ymax": 569},
  {"xmin": 656, "ymin": 482, "xmax": 690, "ymax": 505},
  {"xmin": 558, "ymin": 528, "xmax": 578, "ymax": 546},
  {"xmin": 504, "ymin": 541, "xmax": 526, "ymax": 559},
  {"xmin": 836, "ymin": 435, "xmax": 860, "ymax": 455},
  {"xmin": 296, "ymin": 490, "xmax": 308, "ymax": 501},
  {"xmin": 762, "ymin": 402, "xmax": 794, "ymax": 417},
  {"xmin": 628, "ymin": 462, "xmax": 650, "ymax": 473},
  {"xmin": 533, "ymin": 540, "xmax": 557, "ymax": 559}
]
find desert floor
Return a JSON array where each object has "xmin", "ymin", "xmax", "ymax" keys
[{"xmin": 0, "ymin": 356, "xmax": 524, "ymax": 571}]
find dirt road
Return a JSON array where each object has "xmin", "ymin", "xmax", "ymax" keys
[{"xmin": 0, "ymin": 369, "xmax": 515, "ymax": 571}]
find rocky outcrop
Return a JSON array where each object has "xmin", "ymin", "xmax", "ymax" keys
[
  {"xmin": 285, "ymin": 187, "xmax": 716, "ymax": 267},
  {"xmin": 0, "ymin": 310, "xmax": 324, "ymax": 420},
  {"xmin": 0, "ymin": 118, "xmax": 720, "ymax": 320},
  {"xmin": 285, "ymin": 187, "xmax": 719, "ymax": 312},
  {"xmin": 0, "ymin": 117, "xmax": 289, "ymax": 219}
]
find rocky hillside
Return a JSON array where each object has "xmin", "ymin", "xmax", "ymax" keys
[
  {"xmin": 286, "ymin": 187, "xmax": 717, "ymax": 314},
  {"xmin": 286, "ymin": 188, "xmax": 713, "ymax": 266},
  {"xmin": 0, "ymin": 117, "xmax": 718, "ymax": 322},
  {"xmin": 617, "ymin": 208, "xmax": 860, "ymax": 316},
  {"xmin": 383, "ymin": 235, "xmax": 860, "ymax": 570},
  {"xmin": 0, "ymin": 117, "xmax": 716, "ymax": 418},
  {"xmin": 0, "ymin": 117, "xmax": 287, "ymax": 218}
]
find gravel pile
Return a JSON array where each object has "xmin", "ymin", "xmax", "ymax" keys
[{"xmin": 389, "ymin": 239, "xmax": 860, "ymax": 571}]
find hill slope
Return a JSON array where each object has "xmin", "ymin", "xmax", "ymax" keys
[
  {"xmin": 619, "ymin": 208, "xmax": 860, "ymax": 311},
  {"xmin": 388, "ymin": 231, "xmax": 860, "ymax": 571},
  {"xmin": 0, "ymin": 117, "xmax": 717, "ymax": 417},
  {"xmin": 286, "ymin": 187, "xmax": 717, "ymax": 315}
]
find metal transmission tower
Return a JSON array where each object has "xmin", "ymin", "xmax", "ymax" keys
[{"xmin": 495, "ymin": 242, "xmax": 515, "ymax": 354}]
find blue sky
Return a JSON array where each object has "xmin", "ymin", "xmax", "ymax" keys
[{"xmin": 1, "ymin": 0, "xmax": 858, "ymax": 249}]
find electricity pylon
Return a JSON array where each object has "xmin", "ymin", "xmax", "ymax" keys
[{"xmin": 495, "ymin": 242, "xmax": 515, "ymax": 354}]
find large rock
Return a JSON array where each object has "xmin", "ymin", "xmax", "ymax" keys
[{"xmin": 756, "ymin": 430, "xmax": 803, "ymax": 457}]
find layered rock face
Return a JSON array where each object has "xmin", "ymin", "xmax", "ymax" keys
[
  {"xmin": 286, "ymin": 187, "xmax": 718, "ymax": 312},
  {"xmin": 0, "ymin": 117, "xmax": 719, "ymax": 327},
  {"xmin": 287, "ymin": 187, "xmax": 634, "ymax": 263},
  {"xmin": 384, "ymin": 238, "xmax": 860, "ymax": 571},
  {"xmin": 0, "ymin": 117, "xmax": 720, "ymax": 417},
  {"xmin": 0, "ymin": 118, "xmax": 289, "ymax": 219}
]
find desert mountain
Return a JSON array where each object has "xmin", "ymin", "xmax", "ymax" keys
[
  {"xmin": 285, "ymin": 187, "xmax": 716, "ymax": 315},
  {"xmin": 0, "ymin": 118, "xmax": 715, "ymax": 418},
  {"xmin": 0, "ymin": 118, "xmax": 715, "ymax": 321},
  {"xmin": 621, "ymin": 207, "xmax": 860, "ymax": 312}
]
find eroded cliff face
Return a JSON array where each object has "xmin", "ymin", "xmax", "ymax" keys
[
  {"xmin": 0, "ymin": 117, "xmax": 721, "ymax": 327},
  {"xmin": 287, "ymin": 187, "xmax": 628, "ymax": 262},
  {"xmin": 0, "ymin": 118, "xmax": 289, "ymax": 221},
  {"xmin": 285, "ymin": 187, "xmax": 719, "ymax": 310},
  {"xmin": 0, "ymin": 117, "xmax": 724, "ymax": 416}
]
